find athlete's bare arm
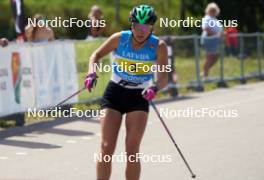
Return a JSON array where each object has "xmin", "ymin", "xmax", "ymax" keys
[
  {"xmin": 87, "ymin": 32, "xmax": 121, "ymax": 74},
  {"xmin": 156, "ymin": 39, "xmax": 168, "ymax": 90}
]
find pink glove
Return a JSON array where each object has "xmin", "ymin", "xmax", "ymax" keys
[
  {"xmin": 84, "ymin": 72, "xmax": 98, "ymax": 92},
  {"xmin": 142, "ymin": 85, "xmax": 158, "ymax": 101}
]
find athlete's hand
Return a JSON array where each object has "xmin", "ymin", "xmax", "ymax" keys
[
  {"xmin": 142, "ymin": 85, "xmax": 158, "ymax": 101},
  {"xmin": 84, "ymin": 72, "xmax": 98, "ymax": 92}
]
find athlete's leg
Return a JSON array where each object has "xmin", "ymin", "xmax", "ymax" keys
[
  {"xmin": 96, "ymin": 108, "xmax": 122, "ymax": 180},
  {"xmin": 125, "ymin": 111, "xmax": 148, "ymax": 180}
]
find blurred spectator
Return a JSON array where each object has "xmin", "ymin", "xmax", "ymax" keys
[
  {"xmin": 87, "ymin": 5, "xmax": 105, "ymax": 39},
  {"xmin": 10, "ymin": 0, "xmax": 26, "ymax": 42},
  {"xmin": 0, "ymin": 38, "xmax": 9, "ymax": 47},
  {"xmin": 201, "ymin": 2, "xmax": 223, "ymax": 78},
  {"xmin": 25, "ymin": 14, "xmax": 55, "ymax": 42},
  {"xmin": 225, "ymin": 27, "xmax": 238, "ymax": 57}
]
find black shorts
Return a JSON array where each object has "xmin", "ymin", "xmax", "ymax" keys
[{"xmin": 101, "ymin": 81, "xmax": 149, "ymax": 114}]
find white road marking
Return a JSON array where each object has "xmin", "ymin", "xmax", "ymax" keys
[
  {"xmin": 15, "ymin": 152, "xmax": 28, "ymax": 155},
  {"xmin": 80, "ymin": 136, "xmax": 92, "ymax": 140},
  {"xmin": 35, "ymin": 148, "xmax": 45, "ymax": 151},
  {"xmin": 0, "ymin": 156, "xmax": 8, "ymax": 160},
  {"xmin": 66, "ymin": 140, "xmax": 77, "ymax": 144},
  {"xmin": 95, "ymin": 133, "xmax": 101, "ymax": 137}
]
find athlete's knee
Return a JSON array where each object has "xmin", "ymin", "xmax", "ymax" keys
[
  {"xmin": 126, "ymin": 138, "xmax": 140, "ymax": 154},
  {"xmin": 100, "ymin": 141, "xmax": 116, "ymax": 155}
]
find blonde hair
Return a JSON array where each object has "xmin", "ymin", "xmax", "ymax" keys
[
  {"xmin": 205, "ymin": 2, "xmax": 220, "ymax": 16},
  {"xmin": 88, "ymin": 5, "xmax": 102, "ymax": 18}
]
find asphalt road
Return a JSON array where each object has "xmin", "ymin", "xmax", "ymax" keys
[{"xmin": 0, "ymin": 82, "xmax": 264, "ymax": 180}]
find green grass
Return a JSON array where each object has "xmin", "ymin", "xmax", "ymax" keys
[{"xmin": 0, "ymin": 120, "xmax": 16, "ymax": 128}]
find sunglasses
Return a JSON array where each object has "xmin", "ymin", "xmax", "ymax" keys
[{"xmin": 132, "ymin": 23, "xmax": 153, "ymax": 33}]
